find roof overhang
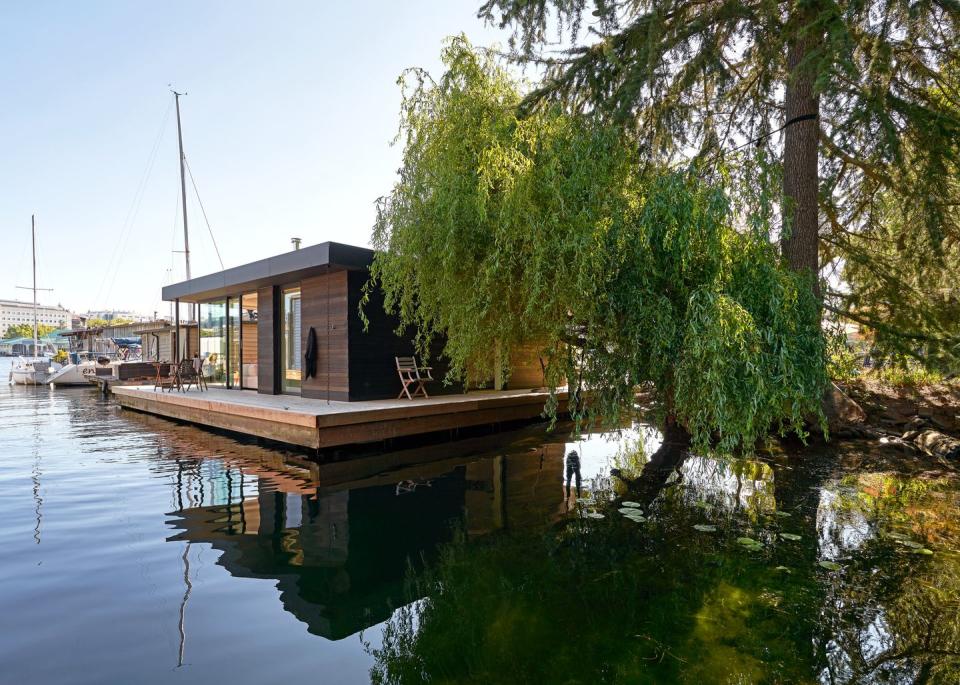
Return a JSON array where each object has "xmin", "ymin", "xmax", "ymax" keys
[{"xmin": 162, "ymin": 241, "xmax": 374, "ymax": 303}]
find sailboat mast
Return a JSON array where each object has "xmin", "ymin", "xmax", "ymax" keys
[
  {"xmin": 173, "ymin": 92, "xmax": 191, "ymax": 282},
  {"xmin": 31, "ymin": 214, "xmax": 38, "ymax": 356}
]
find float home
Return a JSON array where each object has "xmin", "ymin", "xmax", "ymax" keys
[
  {"xmin": 161, "ymin": 241, "xmax": 549, "ymax": 400},
  {"xmin": 112, "ymin": 241, "xmax": 556, "ymax": 451}
]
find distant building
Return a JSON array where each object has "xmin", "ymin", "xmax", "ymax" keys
[
  {"xmin": 82, "ymin": 309, "xmax": 151, "ymax": 323},
  {"xmin": 0, "ymin": 299, "xmax": 72, "ymax": 338}
]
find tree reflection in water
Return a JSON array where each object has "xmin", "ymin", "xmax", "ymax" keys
[
  {"xmin": 371, "ymin": 434, "xmax": 960, "ymax": 684},
  {"xmin": 813, "ymin": 473, "xmax": 960, "ymax": 684}
]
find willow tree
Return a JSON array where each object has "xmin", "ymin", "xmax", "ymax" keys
[
  {"xmin": 477, "ymin": 0, "xmax": 960, "ymax": 310},
  {"xmin": 370, "ymin": 38, "xmax": 826, "ymax": 451}
]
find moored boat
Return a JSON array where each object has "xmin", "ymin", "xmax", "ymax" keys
[
  {"xmin": 10, "ymin": 356, "xmax": 62, "ymax": 385},
  {"xmin": 47, "ymin": 352, "xmax": 101, "ymax": 386},
  {"xmin": 8, "ymin": 216, "xmax": 62, "ymax": 386}
]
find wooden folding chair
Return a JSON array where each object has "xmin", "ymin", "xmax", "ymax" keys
[
  {"xmin": 396, "ymin": 356, "xmax": 433, "ymax": 399},
  {"xmin": 179, "ymin": 358, "xmax": 206, "ymax": 392},
  {"xmin": 153, "ymin": 361, "xmax": 179, "ymax": 393}
]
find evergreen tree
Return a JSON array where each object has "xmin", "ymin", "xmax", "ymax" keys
[{"xmin": 477, "ymin": 0, "xmax": 960, "ymax": 306}]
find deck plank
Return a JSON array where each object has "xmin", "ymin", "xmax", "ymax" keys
[{"xmin": 112, "ymin": 386, "xmax": 561, "ymax": 450}]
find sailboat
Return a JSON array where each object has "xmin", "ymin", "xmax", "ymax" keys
[{"xmin": 10, "ymin": 216, "xmax": 62, "ymax": 385}]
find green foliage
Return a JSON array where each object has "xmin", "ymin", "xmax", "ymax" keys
[
  {"xmin": 3, "ymin": 323, "xmax": 57, "ymax": 339},
  {"xmin": 869, "ymin": 355, "xmax": 945, "ymax": 389},
  {"xmin": 837, "ymin": 188, "xmax": 960, "ymax": 372},
  {"xmin": 825, "ymin": 330, "xmax": 860, "ymax": 383},
  {"xmin": 478, "ymin": 0, "xmax": 960, "ymax": 358},
  {"xmin": 370, "ymin": 38, "xmax": 827, "ymax": 451},
  {"xmin": 87, "ymin": 317, "xmax": 134, "ymax": 328}
]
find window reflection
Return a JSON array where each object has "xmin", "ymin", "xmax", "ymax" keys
[
  {"xmin": 282, "ymin": 286, "xmax": 301, "ymax": 393},
  {"xmin": 199, "ymin": 301, "xmax": 227, "ymax": 386}
]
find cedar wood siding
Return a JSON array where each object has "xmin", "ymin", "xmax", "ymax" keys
[{"xmin": 301, "ymin": 271, "xmax": 351, "ymax": 402}]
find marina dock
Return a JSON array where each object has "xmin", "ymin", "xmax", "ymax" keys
[{"xmin": 112, "ymin": 386, "xmax": 561, "ymax": 450}]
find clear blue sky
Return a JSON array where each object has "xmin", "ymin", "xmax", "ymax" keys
[{"xmin": 0, "ymin": 1, "xmax": 512, "ymax": 316}]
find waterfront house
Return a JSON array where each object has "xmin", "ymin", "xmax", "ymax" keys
[{"xmin": 162, "ymin": 241, "xmax": 548, "ymax": 402}]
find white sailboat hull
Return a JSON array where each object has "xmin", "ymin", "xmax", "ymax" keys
[
  {"xmin": 10, "ymin": 357, "xmax": 62, "ymax": 385},
  {"xmin": 48, "ymin": 362, "xmax": 99, "ymax": 386}
]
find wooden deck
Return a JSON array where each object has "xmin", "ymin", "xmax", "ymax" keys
[{"xmin": 112, "ymin": 386, "xmax": 561, "ymax": 450}]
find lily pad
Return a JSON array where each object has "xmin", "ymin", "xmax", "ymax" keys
[
  {"xmin": 818, "ymin": 560, "xmax": 842, "ymax": 571},
  {"xmin": 693, "ymin": 524, "xmax": 717, "ymax": 532},
  {"xmin": 914, "ymin": 548, "xmax": 934, "ymax": 555},
  {"xmin": 621, "ymin": 501, "xmax": 642, "ymax": 509},
  {"xmin": 898, "ymin": 539, "xmax": 923, "ymax": 549},
  {"xmin": 583, "ymin": 512, "xmax": 605, "ymax": 519},
  {"xmin": 886, "ymin": 531, "xmax": 909, "ymax": 540},
  {"xmin": 576, "ymin": 497, "xmax": 593, "ymax": 504},
  {"xmin": 779, "ymin": 533, "xmax": 802, "ymax": 541},
  {"xmin": 624, "ymin": 515, "xmax": 646, "ymax": 523},
  {"xmin": 737, "ymin": 537, "xmax": 763, "ymax": 550}
]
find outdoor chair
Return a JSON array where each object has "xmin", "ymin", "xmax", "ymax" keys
[
  {"xmin": 153, "ymin": 361, "xmax": 180, "ymax": 393},
  {"xmin": 396, "ymin": 356, "xmax": 433, "ymax": 399},
  {"xmin": 179, "ymin": 358, "xmax": 206, "ymax": 392}
]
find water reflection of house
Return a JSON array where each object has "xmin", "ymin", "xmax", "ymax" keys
[{"xmin": 165, "ymin": 431, "xmax": 567, "ymax": 640}]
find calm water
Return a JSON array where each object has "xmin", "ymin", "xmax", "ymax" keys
[{"xmin": 2, "ymin": 357, "xmax": 959, "ymax": 684}]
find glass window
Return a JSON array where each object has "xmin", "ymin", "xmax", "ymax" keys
[
  {"xmin": 200, "ymin": 301, "xmax": 227, "ymax": 386},
  {"xmin": 282, "ymin": 286, "xmax": 301, "ymax": 393},
  {"xmin": 240, "ymin": 292, "xmax": 258, "ymax": 389}
]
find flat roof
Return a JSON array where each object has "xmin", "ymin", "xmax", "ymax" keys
[{"xmin": 162, "ymin": 241, "xmax": 374, "ymax": 302}]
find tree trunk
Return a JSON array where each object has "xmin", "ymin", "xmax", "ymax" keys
[{"xmin": 782, "ymin": 9, "xmax": 821, "ymax": 297}]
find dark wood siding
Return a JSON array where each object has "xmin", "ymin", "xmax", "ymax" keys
[
  {"xmin": 257, "ymin": 285, "xmax": 279, "ymax": 394},
  {"xmin": 301, "ymin": 271, "xmax": 350, "ymax": 401},
  {"xmin": 346, "ymin": 270, "xmax": 459, "ymax": 401}
]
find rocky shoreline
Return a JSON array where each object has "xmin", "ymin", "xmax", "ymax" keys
[{"xmin": 834, "ymin": 380, "xmax": 960, "ymax": 465}]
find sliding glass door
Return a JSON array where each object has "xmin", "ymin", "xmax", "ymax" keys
[
  {"xmin": 240, "ymin": 292, "xmax": 258, "ymax": 389},
  {"xmin": 281, "ymin": 285, "xmax": 301, "ymax": 394},
  {"xmin": 199, "ymin": 301, "xmax": 227, "ymax": 386}
]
